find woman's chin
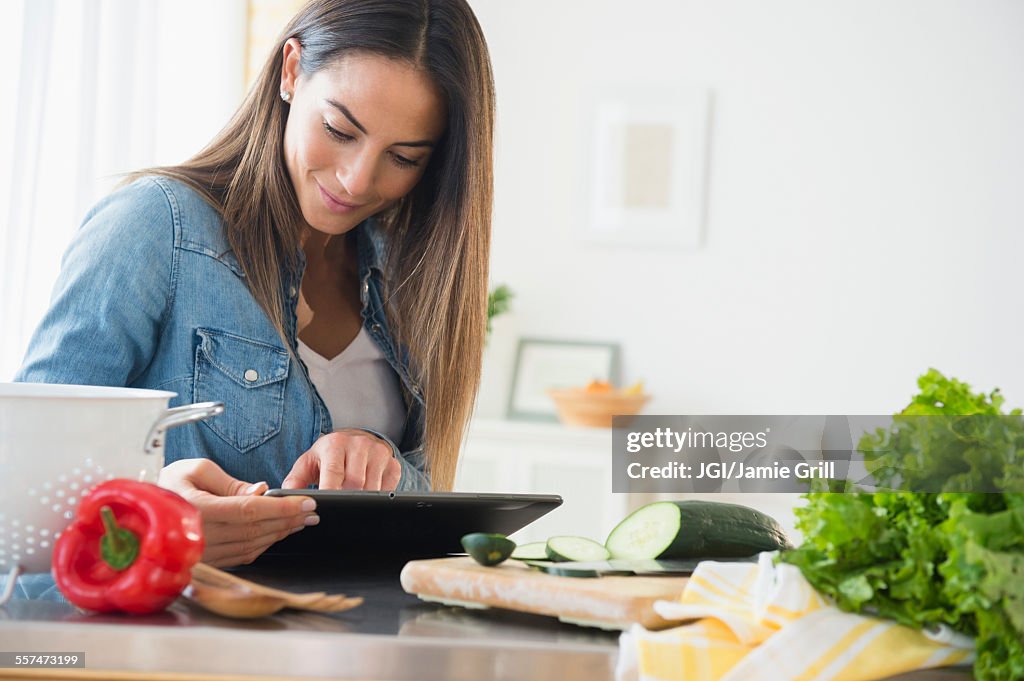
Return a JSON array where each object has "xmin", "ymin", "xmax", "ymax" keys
[{"xmin": 301, "ymin": 208, "xmax": 359, "ymax": 236}]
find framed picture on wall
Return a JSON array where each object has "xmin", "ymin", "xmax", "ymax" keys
[
  {"xmin": 583, "ymin": 84, "xmax": 710, "ymax": 249},
  {"xmin": 506, "ymin": 338, "xmax": 621, "ymax": 422}
]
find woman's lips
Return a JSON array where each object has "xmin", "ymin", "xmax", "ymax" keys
[{"xmin": 317, "ymin": 183, "xmax": 363, "ymax": 214}]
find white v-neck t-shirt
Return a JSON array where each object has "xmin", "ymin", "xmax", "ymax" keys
[{"xmin": 297, "ymin": 327, "xmax": 406, "ymax": 446}]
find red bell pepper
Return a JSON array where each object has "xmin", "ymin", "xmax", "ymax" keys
[{"xmin": 52, "ymin": 479, "xmax": 204, "ymax": 614}]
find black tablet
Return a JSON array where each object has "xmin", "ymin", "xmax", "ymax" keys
[{"xmin": 261, "ymin": 489, "xmax": 562, "ymax": 561}]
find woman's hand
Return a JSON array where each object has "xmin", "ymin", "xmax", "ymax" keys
[
  {"xmin": 282, "ymin": 429, "xmax": 402, "ymax": 491},
  {"xmin": 158, "ymin": 458, "xmax": 319, "ymax": 567}
]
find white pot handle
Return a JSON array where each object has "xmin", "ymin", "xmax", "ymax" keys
[{"xmin": 144, "ymin": 401, "xmax": 224, "ymax": 455}]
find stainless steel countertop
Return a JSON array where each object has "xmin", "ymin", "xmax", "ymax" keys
[
  {"xmin": 0, "ymin": 559, "xmax": 974, "ymax": 681},
  {"xmin": 0, "ymin": 559, "xmax": 621, "ymax": 680}
]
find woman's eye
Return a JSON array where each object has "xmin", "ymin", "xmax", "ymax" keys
[
  {"xmin": 390, "ymin": 153, "xmax": 420, "ymax": 169},
  {"xmin": 323, "ymin": 120, "xmax": 354, "ymax": 142},
  {"xmin": 323, "ymin": 120, "xmax": 420, "ymax": 169}
]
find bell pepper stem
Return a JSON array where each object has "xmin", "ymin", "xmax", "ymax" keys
[{"xmin": 100, "ymin": 506, "xmax": 140, "ymax": 571}]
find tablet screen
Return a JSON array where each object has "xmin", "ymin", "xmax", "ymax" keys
[{"xmin": 260, "ymin": 490, "xmax": 562, "ymax": 561}]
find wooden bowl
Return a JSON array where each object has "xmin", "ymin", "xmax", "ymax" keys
[{"xmin": 546, "ymin": 388, "xmax": 651, "ymax": 428}]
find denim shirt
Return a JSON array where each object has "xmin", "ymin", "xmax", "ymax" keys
[{"xmin": 16, "ymin": 176, "xmax": 430, "ymax": 490}]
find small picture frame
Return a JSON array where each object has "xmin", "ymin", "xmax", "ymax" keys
[
  {"xmin": 583, "ymin": 84, "xmax": 710, "ymax": 249},
  {"xmin": 506, "ymin": 338, "xmax": 621, "ymax": 422}
]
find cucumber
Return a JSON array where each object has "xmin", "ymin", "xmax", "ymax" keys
[
  {"xmin": 461, "ymin": 533, "xmax": 516, "ymax": 566},
  {"xmin": 605, "ymin": 501, "xmax": 791, "ymax": 560},
  {"xmin": 510, "ymin": 541, "xmax": 548, "ymax": 561},
  {"xmin": 524, "ymin": 560, "xmax": 607, "ymax": 578},
  {"xmin": 545, "ymin": 536, "xmax": 610, "ymax": 562}
]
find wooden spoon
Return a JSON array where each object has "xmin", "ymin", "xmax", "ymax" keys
[{"xmin": 184, "ymin": 562, "xmax": 363, "ymax": 619}]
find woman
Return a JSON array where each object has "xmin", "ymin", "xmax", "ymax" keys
[{"xmin": 16, "ymin": 0, "xmax": 495, "ymax": 567}]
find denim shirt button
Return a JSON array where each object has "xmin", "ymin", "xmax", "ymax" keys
[
  {"xmin": 289, "ymin": 286, "xmax": 297, "ymax": 298},
  {"xmin": 244, "ymin": 369, "xmax": 259, "ymax": 382},
  {"xmin": 371, "ymin": 323, "xmax": 382, "ymax": 335}
]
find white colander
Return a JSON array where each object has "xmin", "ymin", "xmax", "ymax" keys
[{"xmin": 0, "ymin": 383, "xmax": 222, "ymax": 601}]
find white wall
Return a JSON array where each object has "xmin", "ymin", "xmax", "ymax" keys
[
  {"xmin": 472, "ymin": 0, "xmax": 1024, "ymax": 417},
  {"xmin": 0, "ymin": 0, "xmax": 247, "ymax": 380},
  {"xmin": 151, "ymin": 0, "xmax": 248, "ymax": 167},
  {"xmin": 8, "ymin": 1, "xmax": 1022, "ymax": 414}
]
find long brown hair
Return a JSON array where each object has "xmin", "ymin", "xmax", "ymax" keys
[{"xmin": 132, "ymin": 0, "xmax": 494, "ymax": 490}]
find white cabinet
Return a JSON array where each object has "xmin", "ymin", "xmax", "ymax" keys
[{"xmin": 455, "ymin": 418, "xmax": 636, "ymax": 544}]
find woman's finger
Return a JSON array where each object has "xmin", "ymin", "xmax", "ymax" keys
[
  {"xmin": 201, "ymin": 515, "xmax": 320, "ymax": 566},
  {"xmin": 281, "ymin": 449, "xmax": 321, "ymax": 490},
  {"xmin": 160, "ymin": 459, "xmax": 312, "ymax": 522},
  {"xmin": 194, "ymin": 490, "xmax": 315, "ymax": 525},
  {"xmin": 318, "ymin": 442, "xmax": 351, "ymax": 490},
  {"xmin": 381, "ymin": 457, "xmax": 402, "ymax": 491},
  {"xmin": 161, "ymin": 458, "xmax": 250, "ymax": 497},
  {"xmin": 340, "ymin": 447, "xmax": 369, "ymax": 490},
  {"xmin": 202, "ymin": 513, "xmax": 308, "ymax": 547},
  {"xmin": 201, "ymin": 535, "xmax": 277, "ymax": 567},
  {"xmin": 362, "ymin": 448, "xmax": 390, "ymax": 490},
  {"xmin": 240, "ymin": 481, "xmax": 269, "ymax": 497}
]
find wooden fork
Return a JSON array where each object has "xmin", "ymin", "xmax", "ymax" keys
[{"xmin": 184, "ymin": 562, "xmax": 363, "ymax": 619}]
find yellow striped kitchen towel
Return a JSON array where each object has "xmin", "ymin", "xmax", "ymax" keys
[{"xmin": 617, "ymin": 552, "xmax": 974, "ymax": 681}]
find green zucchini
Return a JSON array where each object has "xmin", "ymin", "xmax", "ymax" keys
[
  {"xmin": 604, "ymin": 501, "xmax": 791, "ymax": 560},
  {"xmin": 461, "ymin": 533, "xmax": 516, "ymax": 566},
  {"xmin": 510, "ymin": 541, "xmax": 548, "ymax": 561},
  {"xmin": 545, "ymin": 536, "xmax": 610, "ymax": 562}
]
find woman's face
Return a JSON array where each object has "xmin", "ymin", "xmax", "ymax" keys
[{"xmin": 280, "ymin": 42, "xmax": 447, "ymax": 236}]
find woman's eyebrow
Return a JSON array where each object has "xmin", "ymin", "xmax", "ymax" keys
[
  {"xmin": 327, "ymin": 99, "xmax": 367, "ymax": 133},
  {"xmin": 326, "ymin": 98, "xmax": 435, "ymax": 148}
]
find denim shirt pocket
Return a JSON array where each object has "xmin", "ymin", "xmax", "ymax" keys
[{"xmin": 193, "ymin": 328, "xmax": 290, "ymax": 453}]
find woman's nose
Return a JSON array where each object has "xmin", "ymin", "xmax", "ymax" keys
[{"xmin": 338, "ymin": 148, "xmax": 375, "ymax": 200}]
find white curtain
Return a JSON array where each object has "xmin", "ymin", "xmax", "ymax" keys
[{"xmin": 0, "ymin": 0, "xmax": 247, "ymax": 380}]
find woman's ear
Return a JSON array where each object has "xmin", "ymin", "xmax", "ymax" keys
[{"xmin": 280, "ymin": 38, "xmax": 303, "ymax": 99}]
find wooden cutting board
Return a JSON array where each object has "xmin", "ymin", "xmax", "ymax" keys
[{"xmin": 400, "ymin": 556, "xmax": 689, "ymax": 631}]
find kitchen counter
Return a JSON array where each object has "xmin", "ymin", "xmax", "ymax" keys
[
  {"xmin": 1, "ymin": 558, "xmax": 619, "ymax": 681},
  {"xmin": 0, "ymin": 559, "xmax": 973, "ymax": 681}
]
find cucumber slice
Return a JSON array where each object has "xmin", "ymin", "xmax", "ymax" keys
[
  {"xmin": 461, "ymin": 533, "xmax": 516, "ymax": 566},
  {"xmin": 510, "ymin": 541, "xmax": 548, "ymax": 561},
  {"xmin": 545, "ymin": 536, "xmax": 611, "ymax": 562},
  {"xmin": 524, "ymin": 560, "xmax": 604, "ymax": 578},
  {"xmin": 604, "ymin": 502, "xmax": 682, "ymax": 560},
  {"xmin": 605, "ymin": 500, "xmax": 791, "ymax": 560}
]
